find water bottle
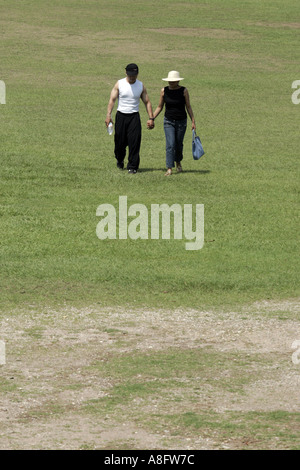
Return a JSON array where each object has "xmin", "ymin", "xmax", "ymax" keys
[{"xmin": 107, "ymin": 122, "xmax": 113, "ymax": 135}]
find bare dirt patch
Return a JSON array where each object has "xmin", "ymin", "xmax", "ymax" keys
[
  {"xmin": 253, "ymin": 22, "xmax": 300, "ymax": 30},
  {"xmin": 147, "ymin": 27, "xmax": 246, "ymax": 39},
  {"xmin": 0, "ymin": 300, "xmax": 299, "ymax": 449}
]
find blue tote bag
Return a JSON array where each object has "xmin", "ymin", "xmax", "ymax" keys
[{"xmin": 192, "ymin": 130, "xmax": 205, "ymax": 160}]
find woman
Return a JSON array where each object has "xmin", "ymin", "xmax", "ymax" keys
[{"xmin": 152, "ymin": 71, "xmax": 196, "ymax": 175}]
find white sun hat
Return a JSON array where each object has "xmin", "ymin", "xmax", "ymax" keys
[{"xmin": 162, "ymin": 70, "xmax": 184, "ymax": 82}]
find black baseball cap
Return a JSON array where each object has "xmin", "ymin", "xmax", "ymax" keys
[{"xmin": 125, "ymin": 63, "xmax": 139, "ymax": 76}]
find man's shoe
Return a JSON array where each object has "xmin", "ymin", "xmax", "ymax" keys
[
  {"xmin": 128, "ymin": 169, "xmax": 137, "ymax": 174},
  {"xmin": 117, "ymin": 162, "xmax": 124, "ymax": 170}
]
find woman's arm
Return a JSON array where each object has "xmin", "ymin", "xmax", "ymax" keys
[
  {"xmin": 153, "ymin": 88, "xmax": 165, "ymax": 120},
  {"xmin": 184, "ymin": 88, "xmax": 196, "ymax": 130}
]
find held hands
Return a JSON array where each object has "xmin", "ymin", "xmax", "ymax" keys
[{"xmin": 147, "ymin": 119, "xmax": 155, "ymax": 130}]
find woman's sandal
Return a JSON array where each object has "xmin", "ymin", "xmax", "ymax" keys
[
  {"xmin": 165, "ymin": 169, "xmax": 172, "ymax": 176},
  {"xmin": 176, "ymin": 164, "xmax": 183, "ymax": 173}
]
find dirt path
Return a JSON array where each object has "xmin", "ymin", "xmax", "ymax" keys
[{"xmin": 0, "ymin": 300, "xmax": 299, "ymax": 449}]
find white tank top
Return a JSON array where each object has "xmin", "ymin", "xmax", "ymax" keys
[{"xmin": 117, "ymin": 78, "xmax": 143, "ymax": 114}]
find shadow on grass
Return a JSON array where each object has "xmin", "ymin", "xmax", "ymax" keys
[{"xmin": 139, "ymin": 168, "xmax": 211, "ymax": 174}]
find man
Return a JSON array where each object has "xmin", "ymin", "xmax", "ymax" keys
[{"xmin": 105, "ymin": 63, "xmax": 155, "ymax": 174}]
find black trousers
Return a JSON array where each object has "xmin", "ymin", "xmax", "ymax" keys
[{"xmin": 114, "ymin": 111, "xmax": 141, "ymax": 170}]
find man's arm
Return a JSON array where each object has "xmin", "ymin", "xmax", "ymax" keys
[
  {"xmin": 105, "ymin": 82, "xmax": 119, "ymax": 127},
  {"xmin": 141, "ymin": 86, "xmax": 155, "ymax": 129}
]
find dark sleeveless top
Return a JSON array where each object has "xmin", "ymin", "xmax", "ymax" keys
[{"xmin": 164, "ymin": 86, "xmax": 187, "ymax": 121}]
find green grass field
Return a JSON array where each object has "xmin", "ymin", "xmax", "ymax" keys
[
  {"xmin": 0, "ymin": 0, "xmax": 299, "ymax": 451},
  {"xmin": 1, "ymin": 0, "xmax": 299, "ymax": 311}
]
